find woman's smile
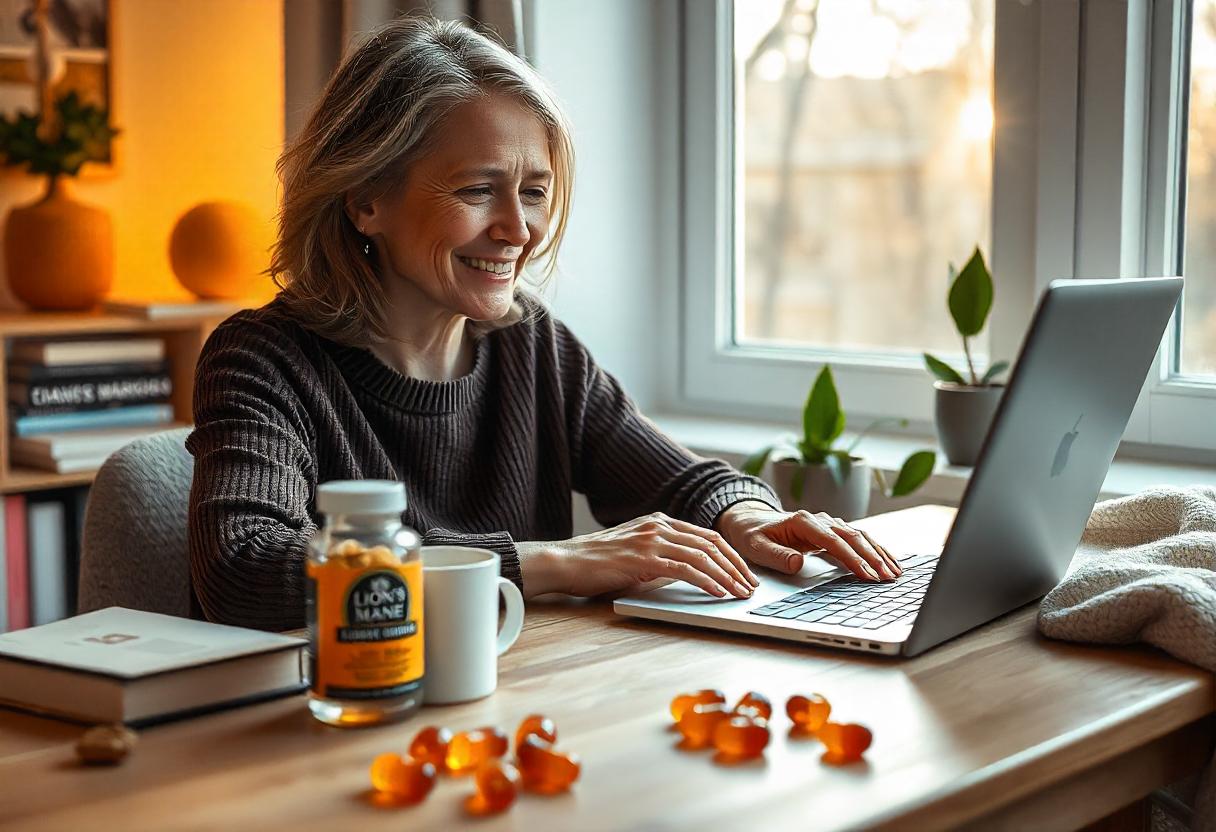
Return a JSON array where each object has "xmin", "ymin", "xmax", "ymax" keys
[{"xmin": 455, "ymin": 255, "xmax": 515, "ymax": 278}]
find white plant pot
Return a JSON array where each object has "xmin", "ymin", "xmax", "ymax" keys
[{"xmin": 771, "ymin": 458, "xmax": 871, "ymax": 521}]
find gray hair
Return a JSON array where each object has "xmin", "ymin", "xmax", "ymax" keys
[{"xmin": 270, "ymin": 15, "xmax": 575, "ymax": 346}]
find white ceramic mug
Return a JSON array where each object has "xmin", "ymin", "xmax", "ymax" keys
[{"xmin": 421, "ymin": 546, "xmax": 524, "ymax": 705}]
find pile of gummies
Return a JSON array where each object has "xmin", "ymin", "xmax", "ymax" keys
[
  {"xmin": 369, "ymin": 714, "xmax": 580, "ymax": 814},
  {"xmin": 671, "ymin": 689, "xmax": 872, "ymax": 765}
]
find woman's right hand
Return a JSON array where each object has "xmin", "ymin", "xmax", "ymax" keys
[{"xmin": 518, "ymin": 513, "xmax": 760, "ymax": 600}]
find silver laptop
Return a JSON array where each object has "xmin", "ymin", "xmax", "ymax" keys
[{"xmin": 615, "ymin": 277, "xmax": 1184, "ymax": 657}]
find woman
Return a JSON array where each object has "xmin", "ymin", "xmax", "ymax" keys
[{"xmin": 186, "ymin": 16, "xmax": 900, "ymax": 632}]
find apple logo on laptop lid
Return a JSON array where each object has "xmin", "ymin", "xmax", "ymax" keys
[{"xmin": 1051, "ymin": 415, "xmax": 1083, "ymax": 478}]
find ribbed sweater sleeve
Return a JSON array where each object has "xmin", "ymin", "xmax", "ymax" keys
[
  {"xmin": 186, "ymin": 318, "xmax": 318, "ymax": 632},
  {"xmin": 555, "ymin": 320, "xmax": 780, "ymax": 529},
  {"xmin": 424, "ymin": 529, "xmax": 522, "ymax": 589}
]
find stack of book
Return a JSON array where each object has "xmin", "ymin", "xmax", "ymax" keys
[{"xmin": 7, "ymin": 338, "xmax": 185, "ymax": 474}]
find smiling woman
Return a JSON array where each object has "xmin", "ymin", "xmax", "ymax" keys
[{"xmin": 185, "ymin": 16, "xmax": 900, "ymax": 633}]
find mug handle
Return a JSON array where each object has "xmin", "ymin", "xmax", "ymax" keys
[{"xmin": 495, "ymin": 578, "xmax": 524, "ymax": 656}]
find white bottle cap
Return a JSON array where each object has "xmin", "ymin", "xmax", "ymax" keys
[{"xmin": 316, "ymin": 480, "xmax": 407, "ymax": 515}]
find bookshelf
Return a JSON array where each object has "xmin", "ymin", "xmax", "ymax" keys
[{"xmin": 0, "ymin": 310, "xmax": 227, "ymax": 494}]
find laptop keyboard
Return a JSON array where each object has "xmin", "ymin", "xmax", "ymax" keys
[{"xmin": 748, "ymin": 559, "xmax": 938, "ymax": 630}]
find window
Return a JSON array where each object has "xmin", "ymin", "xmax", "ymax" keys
[
  {"xmin": 681, "ymin": 0, "xmax": 1035, "ymax": 425},
  {"xmin": 1180, "ymin": 1, "xmax": 1216, "ymax": 377},
  {"xmin": 682, "ymin": 0, "xmax": 1216, "ymax": 453},
  {"xmin": 735, "ymin": 1, "xmax": 994, "ymax": 359}
]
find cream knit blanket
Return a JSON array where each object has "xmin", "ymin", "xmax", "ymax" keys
[{"xmin": 1038, "ymin": 485, "xmax": 1216, "ymax": 830}]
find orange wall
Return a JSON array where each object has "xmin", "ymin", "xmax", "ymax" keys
[{"xmin": 0, "ymin": 0, "xmax": 285, "ymax": 308}]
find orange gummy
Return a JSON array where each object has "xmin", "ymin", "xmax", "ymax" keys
[
  {"xmin": 516, "ymin": 735, "xmax": 581, "ymax": 794},
  {"xmin": 368, "ymin": 753, "xmax": 436, "ymax": 803},
  {"xmin": 786, "ymin": 694, "xmax": 832, "ymax": 732},
  {"xmin": 669, "ymin": 689, "xmax": 726, "ymax": 722},
  {"xmin": 408, "ymin": 725, "xmax": 453, "ymax": 769},
  {"xmin": 466, "ymin": 760, "xmax": 521, "ymax": 815},
  {"xmin": 676, "ymin": 702, "xmax": 730, "ymax": 748},
  {"xmin": 515, "ymin": 714, "xmax": 557, "ymax": 750},
  {"xmin": 712, "ymin": 715, "xmax": 771, "ymax": 759},
  {"xmin": 818, "ymin": 722, "xmax": 873, "ymax": 764},
  {"xmin": 446, "ymin": 727, "xmax": 509, "ymax": 774},
  {"xmin": 733, "ymin": 691, "xmax": 772, "ymax": 721}
]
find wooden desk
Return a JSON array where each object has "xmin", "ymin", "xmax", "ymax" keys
[{"xmin": 0, "ymin": 506, "xmax": 1212, "ymax": 831}]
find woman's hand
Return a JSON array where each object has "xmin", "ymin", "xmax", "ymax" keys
[
  {"xmin": 714, "ymin": 501, "xmax": 901, "ymax": 581},
  {"xmin": 518, "ymin": 512, "xmax": 760, "ymax": 600}
]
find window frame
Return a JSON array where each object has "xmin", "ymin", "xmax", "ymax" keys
[
  {"xmin": 1122, "ymin": 0, "xmax": 1216, "ymax": 452},
  {"xmin": 680, "ymin": 0, "xmax": 1216, "ymax": 453}
]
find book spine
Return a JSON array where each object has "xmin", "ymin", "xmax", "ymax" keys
[
  {"xmin": 12, "ymin": 404, "xmax": 174, "ymax": 437},
  {"xmin": 10, "ymin": 373, "xmax": 173, "ymax": 415},
  {"xmin": 27, "ymin": 498, "xmax": 67, "ymax": 627},
  {"xmin": 5, "ymin": 495, "xmax": 28, "ymax": 631},
  {"xmin": 8, "ymin": 449, "xmax": 107, "ymax": 473},
  {"xmin": 8, "ymin": 361, "xmax": 169, "ymax": 383},
  {"xmin": 0, "ymin": 502, "xmax": 7, "ymax": 632},
  {"xmin": 67, "ymin": 487, "xmax": 88, "ymax": 616},
  {"xmin": 14, "ymin": 340, "xmax": 166, "ymax": 366}
]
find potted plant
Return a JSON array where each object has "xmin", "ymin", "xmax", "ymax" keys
[
  {"xmin": 922, "ymin": 247, "xmax": 1008, "ymax": 466},
  {"xmin": 0, "ymin": 0, "xmax": 119, "ymax": 310},
  {"xmin": 742, "ymin": 365, "xmax": 936, "ymax": 521}
]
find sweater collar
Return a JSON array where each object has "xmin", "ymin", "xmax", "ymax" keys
[{"xmin": 329, "ymin": 336, "xmax": 490, "ymax": 413}]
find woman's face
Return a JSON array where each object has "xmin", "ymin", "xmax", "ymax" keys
[{"xmin": 360, "ymin": 94, "xmax": 553, "ymax": 325}]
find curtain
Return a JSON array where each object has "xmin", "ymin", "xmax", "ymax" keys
[
  {"xmin": 285, "ymin": 0, "xmax": 526, "ymax": 140},
  {"xmin": 346, "ymin": 0, "xmax": 525, "ymax": 55}
]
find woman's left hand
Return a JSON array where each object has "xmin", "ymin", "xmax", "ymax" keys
[{"xmin": 715, "ymin": 501, "xmax": 902, "ymax": 582}]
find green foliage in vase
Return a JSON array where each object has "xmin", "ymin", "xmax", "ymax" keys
[
  {"xmin": 0, "ymin": 92, "xmax": 118, "ymax": 178},
  {"xmin": 742, "ymin": 365, "xmax": 937, "ymax": 502},
  {"xmin": 922, "ymin": 247, "xmax": 1009, "ymax": 387}
]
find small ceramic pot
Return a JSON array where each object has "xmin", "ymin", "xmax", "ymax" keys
[
  {"xmin": 933, "ymin": 382, "xmax": 1005, "ymax": 466},
  {"xmin": 4, "ymin": 177, "xmax": 113, "ymax": 310},
  {"xmin": 771, "ymin": 458, "xmax": 871, "ymax": 521}
]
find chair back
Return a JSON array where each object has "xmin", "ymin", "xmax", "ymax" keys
[{"xmin": 78, "ymin": 427, "xmax": 195, "ymax": 617}]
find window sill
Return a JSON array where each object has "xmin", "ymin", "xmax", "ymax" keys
[{"xmin": 651, "ymin": 412, "xmax": 1216, "ymax": 506}]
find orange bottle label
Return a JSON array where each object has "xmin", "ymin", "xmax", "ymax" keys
[{"xmin": 306, "ymin": 558, "xmax": 424, "ymax": 699}]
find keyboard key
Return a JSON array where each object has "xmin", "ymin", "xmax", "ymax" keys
[
  {"xmin": 749, "ymin": 605, "xmax": 786, "ymax": 617},
  {"xmin": 793, "ymin": 608, "xmax": 839, "ymax": 624},
  {"xmin": 772, "ymin": 603, "xmax": 826, "ymax": 620}
]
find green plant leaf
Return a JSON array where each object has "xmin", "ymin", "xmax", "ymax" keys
[
  {"xmin": 825, "ymin": 451, "xmax": 852, "ymax": 489},
  {"xmin": 889, "ymin": 450, "xmax": 937, "ymax": 497},
  {"xmin": 947, "ymin": 247, "xmax": 994, "ymax": 337},
  {"xmin": 923, "ymin": 352, "xmax": 966, "ymax": 384},
  {"xmin": 845, "ymin": 418, "xmax": 908, "ymax": 455},
  {"xmin": 790, "ymin": 464, "xmax": 807, "ymax": 502},
  {"xmin": 981, "ymin": 360, "xmax": 1010, "ymax": 384},
  {"xmin": 0, "ymin": 90, "xmax": 118, "ymax": 178},
  {"xmin": 798, "ymin": 439, "xmax": 827, "ymax": 465},
  {"xmin": 741, "ymin": 445, "xmax": 774, "ymax": 476},
  {"xmin": 803, "ymin": 365, "xmax": 844, "ymax": 453}
]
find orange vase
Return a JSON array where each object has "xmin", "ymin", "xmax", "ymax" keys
[{"xmin": 4, "ymin": 176, "xmax": 114, "ymax": 311}]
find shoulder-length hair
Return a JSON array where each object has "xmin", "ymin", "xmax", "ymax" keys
[{"xmin": 271, "ymin": 16, "xmax": 574, "ymax": 346}]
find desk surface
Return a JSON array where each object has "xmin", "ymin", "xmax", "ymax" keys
[{"xmin": 1, "ymin": 506, "xmax": 1212, "ymax": 831}]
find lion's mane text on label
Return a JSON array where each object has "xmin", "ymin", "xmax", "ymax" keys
[{"xmin": 338, "ymin": 571, "xmax": 419, "ymax": 643}]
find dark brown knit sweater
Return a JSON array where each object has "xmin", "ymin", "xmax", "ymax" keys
[{"xmin": 186, "ymin": 296, "xmax": 779, "ymax": 631}]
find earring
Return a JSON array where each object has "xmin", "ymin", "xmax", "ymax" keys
[{"xmin": 360, "ymin": 227, "xmax": 371, "ymax": 256}]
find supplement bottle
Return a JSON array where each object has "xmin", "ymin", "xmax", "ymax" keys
[{"xmin": 307, "ymin": 480, "xmax": 423, "ymax": 726}]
